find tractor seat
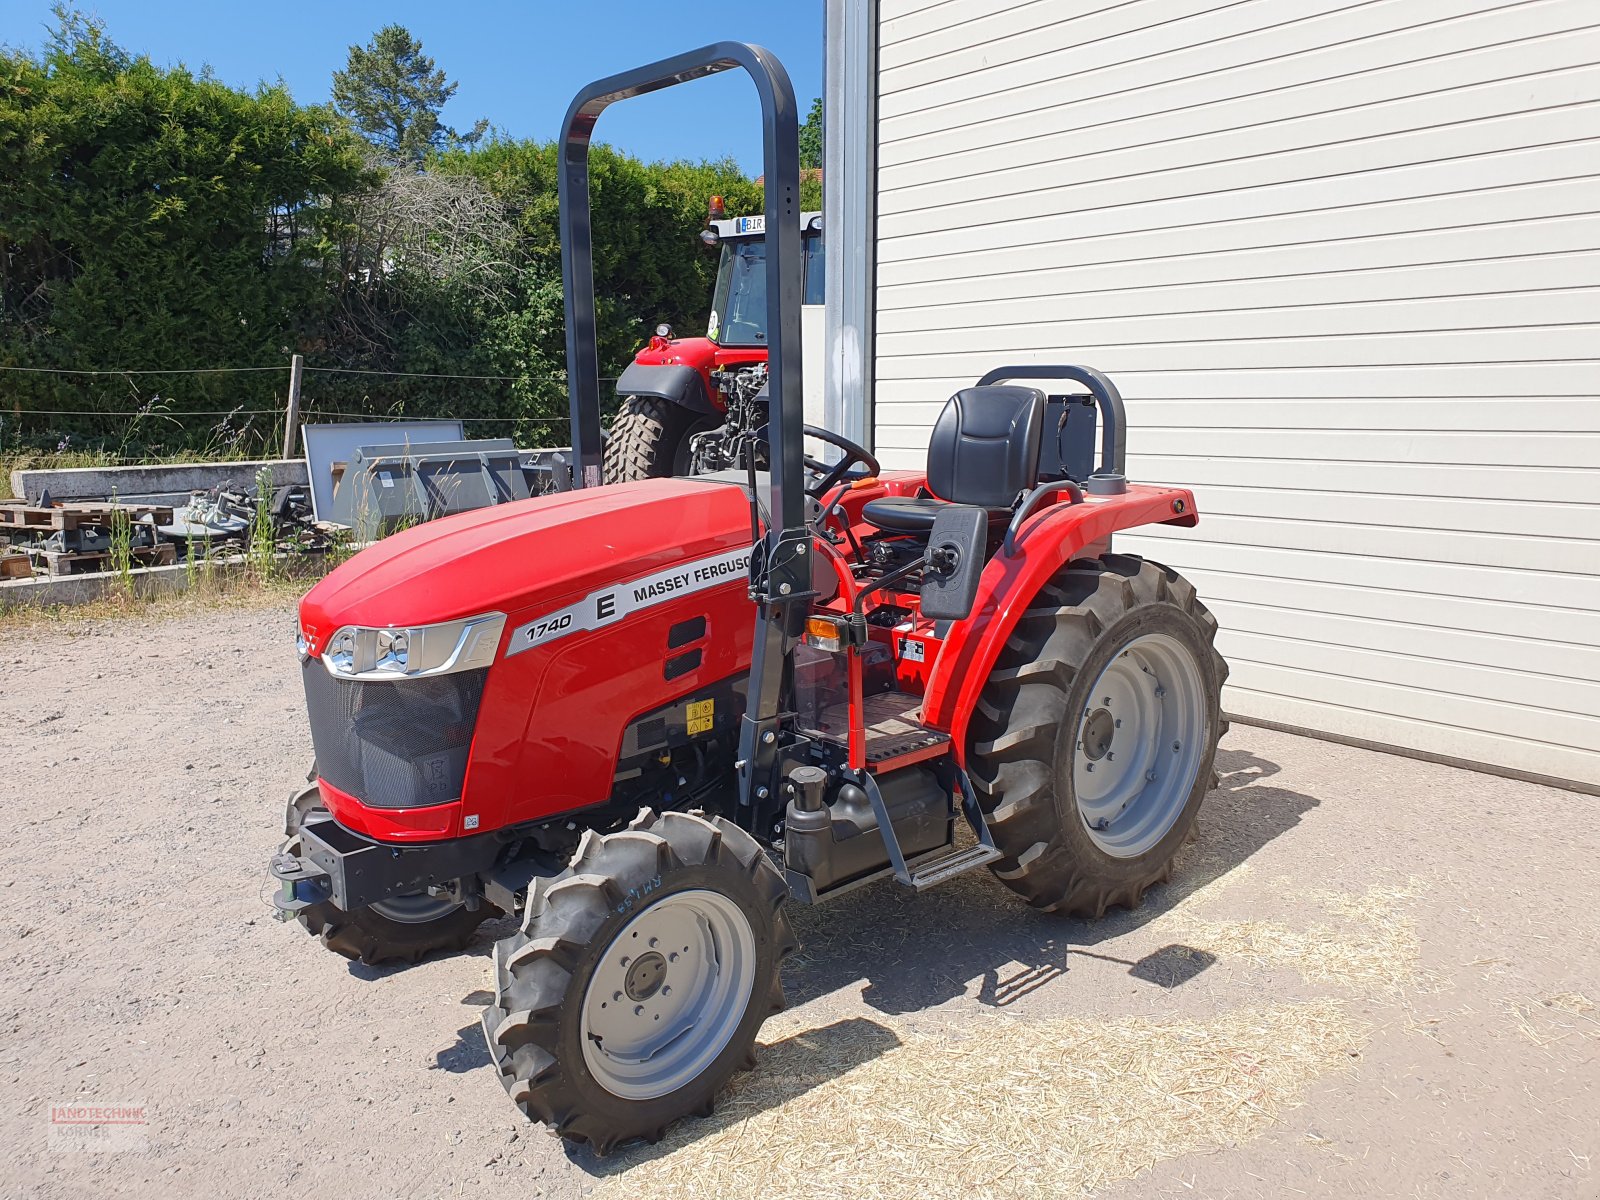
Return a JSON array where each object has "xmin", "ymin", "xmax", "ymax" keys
[{"xmin": 862, "ymin": 385, "xmax": 1046, "ymax": 534}]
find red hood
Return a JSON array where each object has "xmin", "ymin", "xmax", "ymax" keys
[
  {"xmin": 298, "ymin": 477, "xmax": 754, "ymax": 649},
  {"xmin": 633, "ymin": 335, "xmax": 767, "ymax": 371}
]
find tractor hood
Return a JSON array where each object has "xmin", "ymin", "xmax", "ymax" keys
[{"xmin": 297, "ymin": 476, "xmax": 755, "ymax": 652}]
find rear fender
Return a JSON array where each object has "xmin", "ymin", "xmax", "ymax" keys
[
  {"xmin": 921, "ymin": 485, "xmax": 1198, "ymax": 755},
  {"xmin": 615, "ymin": 361, "xmax": 721, "ymax": 415}
]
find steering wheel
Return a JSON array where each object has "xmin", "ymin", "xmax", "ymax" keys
[{"xmin": 801, "ymin": 425, "xmax": 880, "ymax": 500}]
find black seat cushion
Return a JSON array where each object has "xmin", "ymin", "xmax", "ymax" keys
[
  {"xmin": 862, "ymin": 385, "xmax": 1046, "ymax": 534},
  {"xmin": 860, "ymin": 495, "xmax": 946, "ymax": 533},
  {"xmin": 928, "ymin": 385, "xmax": 1046, "ymax": 507}
]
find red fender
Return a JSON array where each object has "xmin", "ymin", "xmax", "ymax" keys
[
  {"xmin": 920, "ymin": 484, "xmax": 1199, "ymax": 755},
  {"xmin": 630, "ymin": 334, "xmax": 770, "ymax": 408}
]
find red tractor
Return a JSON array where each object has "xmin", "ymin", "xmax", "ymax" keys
[
  {"xmin": 603, "ymin": 203, "xmax": 822, "ymax": 482},
  {"xmin": 269, "ymin": 43, "xmax": 1226, "ymax": 1155}
]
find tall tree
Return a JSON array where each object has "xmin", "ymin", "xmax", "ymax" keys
[
  {"xmin": 0, "ymin": 6, "xmax": 368, "ymax": 452},
  {"xmin": 331, "ymin": 25, "xmax": 485, "ymax": 164},
  {"xmin": 798, "ymin": 97, "xmax": 823, "ymax": 171}
]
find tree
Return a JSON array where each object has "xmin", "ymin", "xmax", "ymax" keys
[
  {"xmin": 798, "ymin": 97, "xmax": 823, "ymax": 171},
  {"xmin": 0, "ymin": 6, "xmax": 369, "ymax": 452},
  {"xmin": 331, "ymin": 25, "xmax": 486, "ymax": 165},
  {"xmin": 1, "ymin": 9, "xmax": 774, "ymax": 458}
]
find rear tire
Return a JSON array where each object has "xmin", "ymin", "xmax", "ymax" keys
[
  {"xmin": 482, "ymin": 810, "xmax": 796, "ymax": 1155},
  {"xmin": 603, "ymin": 395, "xmax": 719, "ymax": 481},
  {"xmin": 968, "ymin": 554, "xmax": 1227, "ymax": 916},
  {"xmin": 284, "ymin": 784, "xmax": 496, "ymax": 966}
]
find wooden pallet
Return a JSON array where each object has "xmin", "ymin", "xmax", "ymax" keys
[
  {"xmin": 0, "ymin": 502, "xmax": 174, "ymax": 534},
  {"xmin": 36, "ymin": 543, "xmax": 177, "ymax": 576}
]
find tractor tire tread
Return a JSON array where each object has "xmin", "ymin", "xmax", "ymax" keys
[
  {"xmin": 603, "ymin": 395, "xmax": 695, "ymax": 483},
  {"xmin": 483, "ymin": 810, "xmax": 795, "ymax": 1156},
  {"xmin": 968, "ymin": 554, "xmax": 1225, "ymax": 917}
]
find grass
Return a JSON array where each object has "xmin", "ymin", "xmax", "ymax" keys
[
  {"xmin": 248, "ymin": 466, "xmax": 277, "ymax": 580},
  {"xmin": 594, "ymin": 999, "xmax": 1366, "ymax": 1200},
  {"xmin": 0, "ymin": 565, "xmax": 307, "ymax": 632},
  {"xmin": 106, "ymin": 489, "xmax": 135, "ymax": 599}
]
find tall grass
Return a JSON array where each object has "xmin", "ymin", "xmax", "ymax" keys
[
  {"xmin": 247, "ymin": 466, "xmax": 277, "ymax": 579},
  {"xmin": 106, "ymin": 489, "xmax": 135, "ymax": 600}
]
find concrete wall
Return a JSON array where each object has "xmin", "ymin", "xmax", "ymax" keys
[{"xmin": 11, "ymin": 459, "xmax": 307, "ymax": 508}]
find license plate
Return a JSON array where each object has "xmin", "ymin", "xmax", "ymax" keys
[{"xmin": 734, "ymin": 215, "xmax": 765, "ymax": 235}]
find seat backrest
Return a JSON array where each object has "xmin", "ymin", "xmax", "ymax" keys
[{"xmin": 926, "ymin": 385, "xmax": 1046, "ymax": 508}]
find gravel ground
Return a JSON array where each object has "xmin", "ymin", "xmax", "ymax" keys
[{"xmin": 2, "ymin": 601, "xmax": 1596, "ymax": 1199}]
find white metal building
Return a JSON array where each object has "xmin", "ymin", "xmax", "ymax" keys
[{"xmin": 824, "ymin": 0, "xmax": 1600, "ymax": 791}]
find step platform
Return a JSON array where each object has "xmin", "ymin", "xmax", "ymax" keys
[
  {"xmin": 805, "ymin": 689, "xmax": 1003, "ymax": 893},
  {"xmin": 809, "ymin": 689, "xmax": 951, "ymax": 771}
]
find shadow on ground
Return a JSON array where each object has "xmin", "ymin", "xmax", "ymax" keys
[
  {"xmin": 422, "ymin": 744, "xmax": 1319, "ymax": 1163},
  {"xmin": 563, "ymin": 1015, "xmax": 903, "ymax": 1176},
  {"xmin": 780, "ymin": 746, "xmax": 1317, "ymax": 1014}
]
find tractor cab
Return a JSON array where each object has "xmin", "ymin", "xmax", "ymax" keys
[
  {"xmin": 702, "ymin": 206, "xmax": 824, "ymax": 347},
  {"xmin": 602, "ymin": 205, "xmax": 822, "ymax": 481}
]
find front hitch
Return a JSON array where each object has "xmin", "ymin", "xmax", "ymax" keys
[{"xmin": 269, "ymin": 844, "xmax": 332, "ymax": 923}]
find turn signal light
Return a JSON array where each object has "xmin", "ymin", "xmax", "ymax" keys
[{"xmin": 805, "ymin": 615, "xmax": 845, "ymax": 653}]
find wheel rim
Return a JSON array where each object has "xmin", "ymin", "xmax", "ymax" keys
[
  {"xmin": 369, "ymin": 892, "xmax": 463, "ymax": 924},
  {"xmin": 1071, "ymin": 631, "xmax": 1207, "ymax": 859},
  {"xmin": 580, "ymin": 889, "xmax": 757, "ymax": 1101}
]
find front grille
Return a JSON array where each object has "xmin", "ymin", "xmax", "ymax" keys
[{"xmin": 301, "ymin": 660, "xmax": 487, "ymax": 809}]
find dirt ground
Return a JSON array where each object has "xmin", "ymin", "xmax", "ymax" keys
[{"xmin": 2, "ymin": 601, "xmax": 1596, "ymax": 1199}]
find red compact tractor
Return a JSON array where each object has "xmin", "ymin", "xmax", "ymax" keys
[
  {"xmin": 269, "ymin": 44, "xmax": 1227, "ymax": 1154},
  {"xmin": 603, "ymin": 203, "xmax": 821, "ymax": 482}
]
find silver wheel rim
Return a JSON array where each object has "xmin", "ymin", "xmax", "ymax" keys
[
  {"xmin": 369, "ymin": 892, "xmax": 463, "ymax": 924},
  {"xmin": 580, "ymin": 889, "xmax": 757, "ymax": 1101},
  {"xmin": 1072, "ymin": 631, "xmax": 1207, "ymax": 859}
]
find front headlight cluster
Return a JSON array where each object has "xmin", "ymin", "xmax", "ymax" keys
[{"xmin": 316, "ymin": 612, "xmax": 505, "ymax": 681}]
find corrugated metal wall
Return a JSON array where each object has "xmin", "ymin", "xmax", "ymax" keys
[{"xmin": 874, "ymin": 0, "xmax": 1600, "ymax": 787}]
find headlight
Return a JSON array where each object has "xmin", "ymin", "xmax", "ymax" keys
[
  {"xmin": 327, "ymin": 628, "xmax": 357, "ymax": 674},
  {"xmin": 318, "ymin": 613, "xmax": 505, "ymax": 680}
]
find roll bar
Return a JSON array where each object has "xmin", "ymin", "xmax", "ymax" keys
[
  {"xmin": 558, "ymin": 41, "xmax": 805, "ymax": 536},
  {"xmin": 558, "ymin": 43, "xmax": 808, "ymax": 822},
  {"xmin": 975, "ymin": 364, "xmax": 1127, "ymax": 478}
]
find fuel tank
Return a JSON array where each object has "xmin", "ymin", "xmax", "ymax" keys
[{"xmin": 297, "ymin": 477, "xmax": 760, "ymax": 841}]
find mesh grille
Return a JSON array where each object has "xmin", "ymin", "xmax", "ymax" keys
[{"xmin": 302, "ymin": 660, "xmax": 487, "ymax": 809}]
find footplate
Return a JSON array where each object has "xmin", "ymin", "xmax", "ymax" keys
[
  {"xmin": 861, "ymin": 761, "xmax": 1003, "ymax": 893},
  {"xmin": 907, "ymin": 843, "xmax": 1003, "ymax": 891}
]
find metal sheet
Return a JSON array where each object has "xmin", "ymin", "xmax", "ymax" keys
[{"xmin": 301, "ymin": 421, "xmax": 463, "ymax": 523}]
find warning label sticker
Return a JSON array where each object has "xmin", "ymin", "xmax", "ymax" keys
[{"xmin": 685, "ymin": 698, "xmax": 715, "ymax": 735}]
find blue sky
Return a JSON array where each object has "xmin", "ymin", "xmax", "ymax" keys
[{"xmin": 2, "ymin": 1, "xmax": 824, "ymax": 172}]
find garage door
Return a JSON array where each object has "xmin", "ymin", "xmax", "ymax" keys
[{"xmin": 874, "ymin": 0, "xmax": 1600, "ymax": 789}]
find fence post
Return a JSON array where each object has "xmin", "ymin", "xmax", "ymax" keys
[{"xmin": 282, "ymin": 353, "xmax": 304, "ymax": 459}]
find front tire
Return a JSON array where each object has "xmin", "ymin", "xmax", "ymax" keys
[
  {"xmin": 968, "ymin": 554, "xmax": 1227, "ymax": 916},
  {"xmin": 284, "ymin": 784, "xmax": 496, "ymax": 965},
  {"xmin": 482, "ymin": 810, "xmax": 796, "ymax": 1155},
  {"xmin": 603, "ymin": 395, "xmax": 719, "ymax": 481}
]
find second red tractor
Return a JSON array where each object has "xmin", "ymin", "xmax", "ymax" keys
[{"xmin": 603, "ymin": 202, "xmax": 821, "ymax": 482}]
